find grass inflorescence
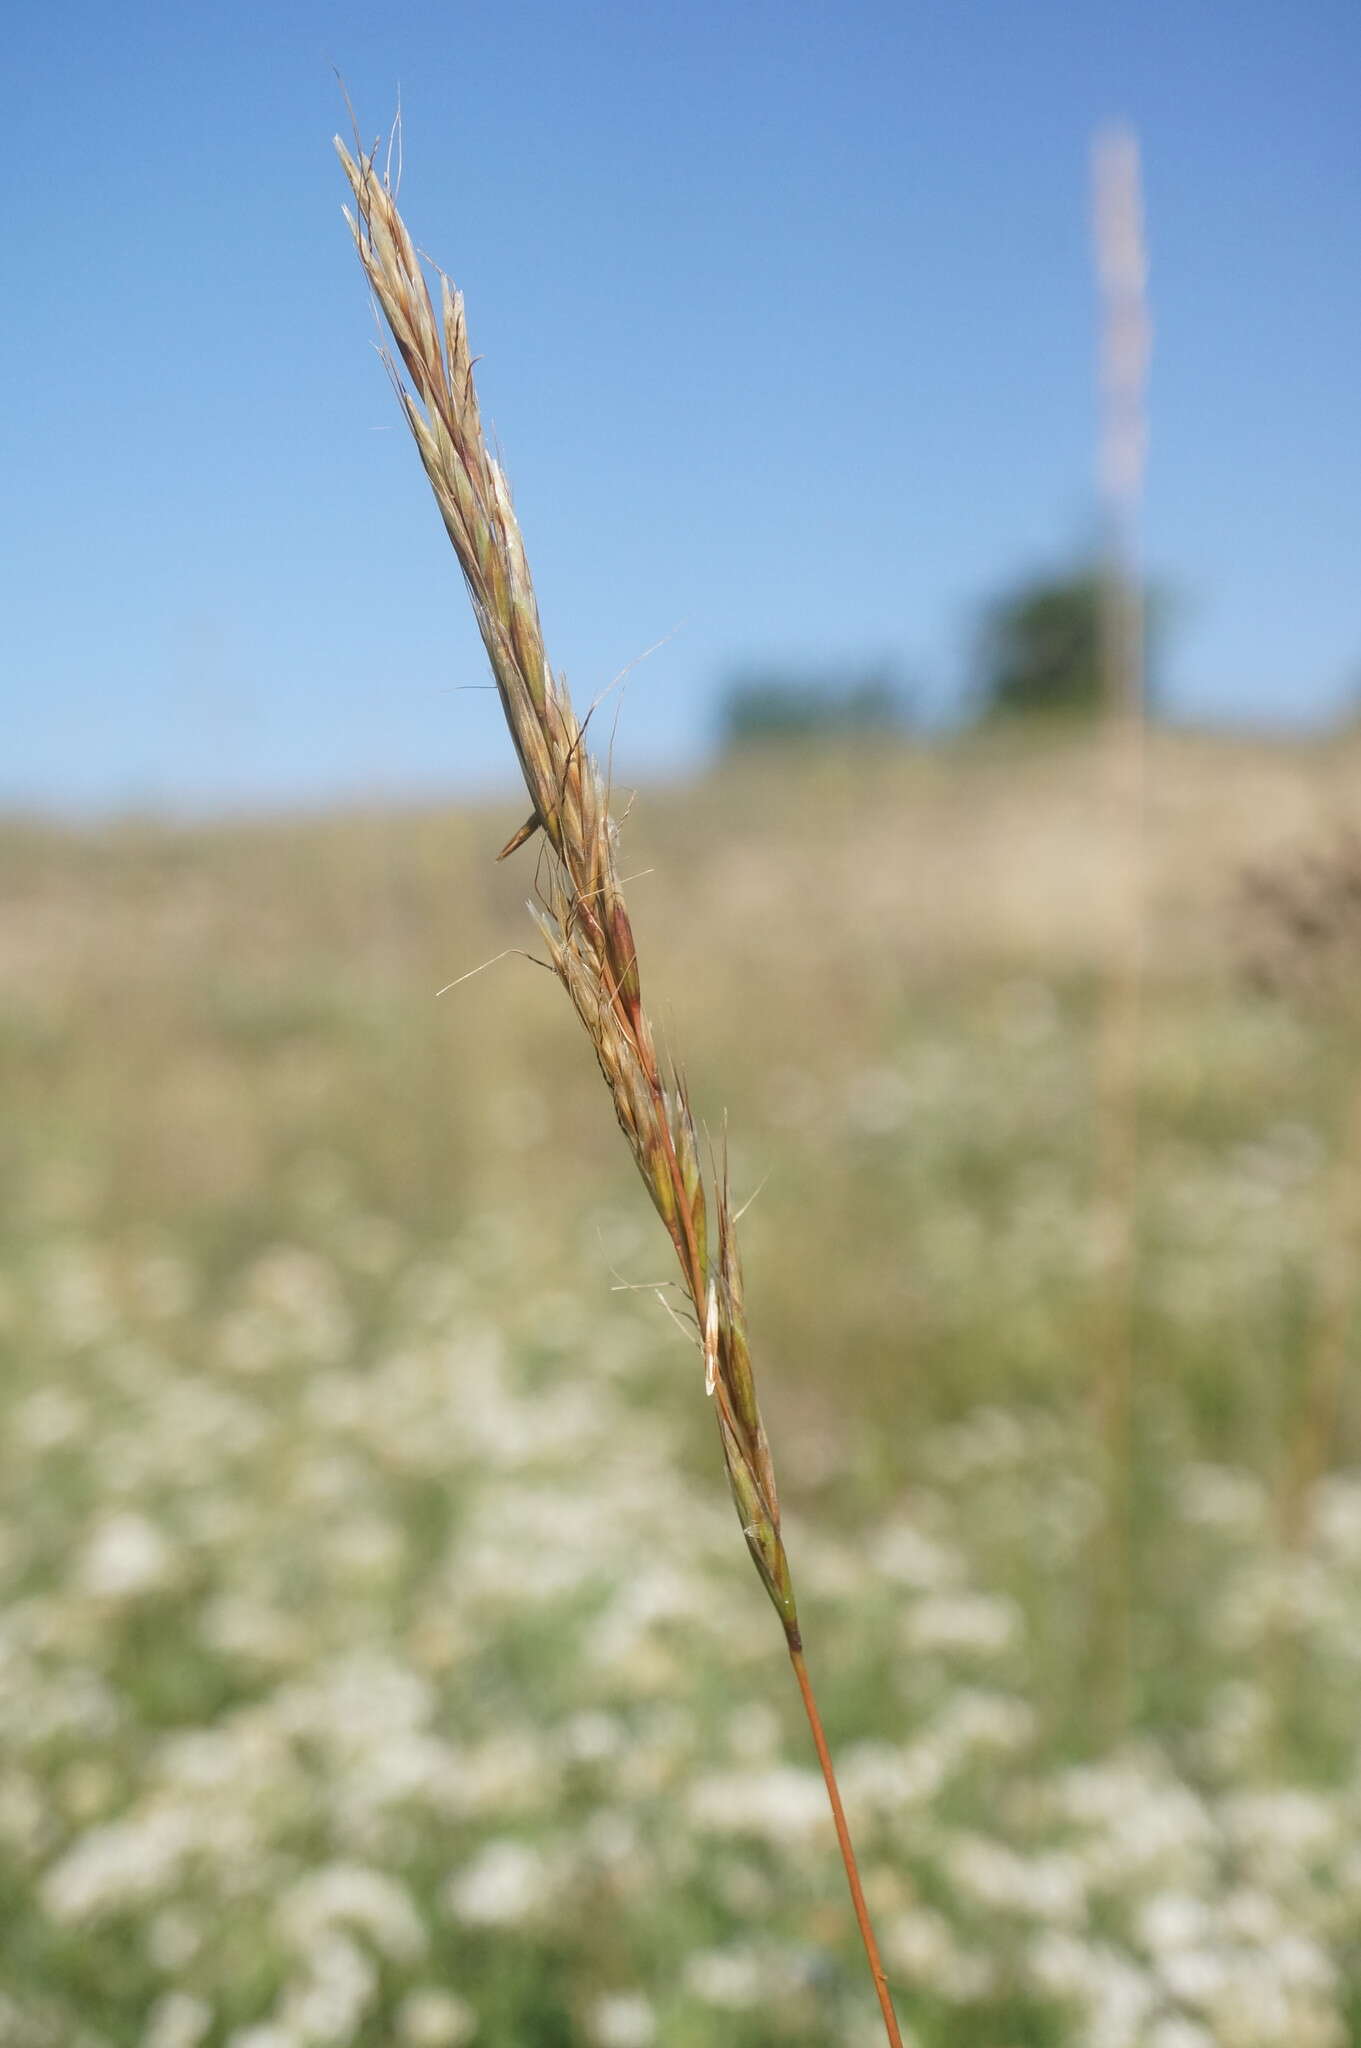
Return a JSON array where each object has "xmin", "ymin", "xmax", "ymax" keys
[{"xmin": 335, "ymin": 131, "xmax": 901, "ymax": 2040}]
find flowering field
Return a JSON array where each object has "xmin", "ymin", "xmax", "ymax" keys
[{"xmin": 2, "ymin": 731, "xmax": 1360, "ymax": 2048}]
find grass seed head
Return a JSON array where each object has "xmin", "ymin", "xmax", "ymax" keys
[{"xmin": 338, "ymin": 132, "xmax": 799, "ymax": 1647}]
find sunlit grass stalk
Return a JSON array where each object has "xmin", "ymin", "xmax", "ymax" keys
[
  {"xmin": 336, "ymin": 134, "xmax": 903, "ymax": 2046},
  {"xmin": 1089, "ymin": 123, "xmax": 1150, "ymax": 1737}
]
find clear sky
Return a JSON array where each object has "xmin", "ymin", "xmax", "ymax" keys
[{"xmin": 5, "ymin": 0, "xmax": 1358, "ymax": 811}]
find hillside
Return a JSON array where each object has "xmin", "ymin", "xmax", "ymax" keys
[{"xmin": 3, "ymin": 727, "xmax": 1361, "ymax": 2047}]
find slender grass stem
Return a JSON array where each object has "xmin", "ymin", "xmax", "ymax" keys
[
  {"xmin": 789, "ymin": 1646, "xmax": 903, "ymax": 2047},
  {"xmin": 336, "ymin": 125, "xmax": 904, "ymax": 2042},
  {"xmin": 1090, "ymin": 122, "xmax": 1150, "ymax": 1738}
]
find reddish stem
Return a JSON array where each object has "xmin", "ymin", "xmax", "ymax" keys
[{"xmin": 788, "ymin": 1644, "xmax": 904, "ymax": 2047}]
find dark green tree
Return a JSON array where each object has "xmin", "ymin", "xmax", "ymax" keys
[
  {"xmin": 718, "ymin": 663, "xmax": 909, "ymax": 751},
  {"xmin": 976, "ymin": 568, "xmax": 1115, "ymax": 720}
]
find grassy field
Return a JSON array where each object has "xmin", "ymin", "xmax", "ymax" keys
[{"xmin": 3, "ymin": 726, "xmax": 1361, "ymax": 2048}]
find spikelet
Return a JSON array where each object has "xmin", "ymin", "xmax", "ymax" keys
[{"xmin": 337, "ymin": 136, "xmax": 799, "ymax": 1650}]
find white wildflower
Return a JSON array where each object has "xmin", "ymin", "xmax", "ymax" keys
[
  {"xmin": 445, "ymin": 1839, "xmax": 552, "ymax": 1926},
  {"xmin": 883, "ymin": 1906, "xmax": 971, "ymax": 1994},
  {"xmin": 452, "ymin": 1726, "xmax": 557, "ymax": 1818},
  {"xmin": 583, "ymin": 1809, "xmax": 640, "ymax": 1869},
  {"xmin": 946, "ymin": 1688, "xmax": 1035, "ymax": 1754},
  {"xmin": 1220, "ymin": 1888, "xmax": 1283, "ymax": 1943},
  {"xmin": 246, "ymin": 1246, "xmax": 353, "ymax": 1364},
  {"xmin": 683, "ymin": 1946, "xmax": 764, "ymax": 2010},
  {"xmin": 395, "ymin": 1990, "xmax": 477, "ymax": 2047},
  {"xmin": 278, "ymin": 1930, "xmax": 376, "ymax": 2042},
  {"xmin": 688, "ymin": 1766, "xmax": 828, "ymax": 1845},
  {"xmin": 1268, "ymin": 1930, "xmax": 1336, "ymax": 1994},
  {"xmin": 279, "ymin": 1864, "xmax": 425, "ymax": 1962},
  {"xmin": 838, "ymin": 1739, "xmax": 947, "ymax": 1813},
  {"xmin": 145, "ymin": 1906, "xmax": 202, "ymax": 1970},
  {"xmin": 392, "ymin": 1990, "xmax": 476, "ymax": 2039},
  {"xmin": 844, "ymin": 1065, "xmax": 914, "ymax": 1135},
  {"xmin": 1313, "ymin": 1474, "xmax": 1361, "ymax": 1562},
  {"xmin": 870, "ymin": 1520, "xmax": 961, "ymax": 1589},
  {"xmin": 1159, "ymin": 1945, "xmax": 1233, "ymax": 2007},
  {"xmin": 584, "ymin": 1991, "xmax": 656, "ymax": 2047},
  {"xmin": 1057, "ymin": 1758, "xmax": 1214, "ymax": 1886},
  {"xmin": 946, "ymin": 1834, "xmax": 1085, "ymax": 1922},
  {"xmin": 43, "ymin": 1806, "xmax": 197, "ymax": 1923},
  {"xmin": 1029, "ymin": 1930, "xmax": 1156, "ymax": 2040},
  {"xmin": 905, "ymin": 1589, "xmax": 1022, "ymax": 1657},
  {"xmin": 1138, "ymin": 1891, "xmax": 1211, "ymax": 1955},
  {"xmin": 1028, "ymin": 1928, "xmax": 1093, "ymax": 1998},
  {"xmin": 16, "ymin": 1386, "xmax": 88, "ymax": 1450},
  {"xmin": 200, "ymin": 1594, "xmax": 306, "ymax": 1668},
  {"xmin": 1146, "ymin": 2021, "xmax": 1215, "ymax": 2048},
  {"xmin": 561, "ymin": 1710, "xmax": 626, "ymax": 1764},
  {"xmin": 1222, "ymin": 1787, "xmax": 1337, "ymax": 1880},
  {"xmin": 724, "ymin": 1701, "xmax": 781, "ymax": 1760},
  {"xmin": 79, "ymin": 1512, "xmax": 176, "ymax": 1600},
  {"xmin": 144, "ymin": 1992, "xmax": 213, "ymax": 2048},
  {"xmin": 1176, "ymin": 1464, "xmax": 1268, "ymax": 1534}
]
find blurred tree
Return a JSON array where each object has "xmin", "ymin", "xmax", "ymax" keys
[
  {"xmin": 976, "ymin": 567, "xmax": 1146, "ymax": 720},
  {"xmin": 718, "ymin": 663, "xmax": 910, "ymax": 751}
]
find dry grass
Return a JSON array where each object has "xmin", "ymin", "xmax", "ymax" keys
[
  {"xmin": 333, "ymin": 131, "xmax": 794, "ymax": 1653},
  {"xmin": 334, "ymin": 133, "xmax": 901, "ymax": 2039},
  {"xmin": 7, "ymin": 730, "xmax": 1361, "ymax": 2039}
]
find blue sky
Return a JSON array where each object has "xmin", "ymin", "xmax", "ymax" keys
[{"xmin": 5, "ymin": 0, "xmax": 1358, "ymax": 811}]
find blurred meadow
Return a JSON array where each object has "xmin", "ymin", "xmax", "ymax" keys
[
  {"xmin": 5, "ymin": 724, "xmax": 1361, "ymax": 2047},
  {"xmin": 6, "ymin": 0, "xmax": 1359, "ymax": 2034}
]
